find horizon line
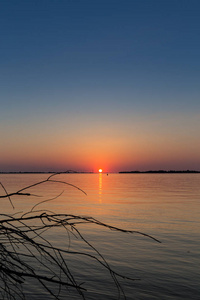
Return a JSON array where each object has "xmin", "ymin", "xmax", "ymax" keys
[{"xmin": 0, "ymin": 169, "xmax": 200, "ymax": 174}]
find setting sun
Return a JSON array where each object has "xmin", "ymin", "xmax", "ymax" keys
[{"xmin": 99, "ymin": 169, "xmax": 103, "ymax": 173}]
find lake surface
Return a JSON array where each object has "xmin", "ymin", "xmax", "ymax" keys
[{"xmin": 0, "ymin": 173, "xmax": 200, "ymax": 299}]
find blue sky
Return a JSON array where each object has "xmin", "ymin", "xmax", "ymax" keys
[{"xmin": 0, "ymin": 0, "xmax": 200, "ymax": 172}]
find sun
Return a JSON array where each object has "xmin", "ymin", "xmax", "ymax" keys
[{"xmin": 98, "ymin": 169, "xmax": 103, "ymax": 173}]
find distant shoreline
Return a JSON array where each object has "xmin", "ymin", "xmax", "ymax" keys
[
  {"xmin": 0, "ymin": 170, "xmax": 200, "ymax": 174},
  {"xmin": 0, "ymin": 171, "xmax": 93, "ymax": 174},
  {"xmin": 119, "ymin": 170, "xmax": 200, "ymax": 174}
]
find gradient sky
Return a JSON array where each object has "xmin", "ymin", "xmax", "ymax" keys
[{"xmin": 0, "ymin": 0, "xmax": 200, "ymax": 172}]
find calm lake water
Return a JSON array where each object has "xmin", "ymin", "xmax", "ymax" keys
[{"xmin": 0, "ymin": 173, "xmax": 200, "ymax": 299}]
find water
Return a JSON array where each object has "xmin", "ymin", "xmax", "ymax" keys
[{"xmin": 0, "ymin": 173, "xmax": 200, "ymax": 299}]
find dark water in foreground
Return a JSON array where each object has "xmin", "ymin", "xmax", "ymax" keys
[{"xmin": 1, "ymin": 173, "xmax": 200, "ymax": 299}]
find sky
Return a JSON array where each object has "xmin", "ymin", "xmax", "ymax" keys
[{"xmin": 0, "ymin": 0, "xmax": 200, "ymax": 172}]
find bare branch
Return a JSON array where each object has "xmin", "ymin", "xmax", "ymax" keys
[{"xmin": 0, "ymin": 173, "xmax": 160, "ymax": 299}]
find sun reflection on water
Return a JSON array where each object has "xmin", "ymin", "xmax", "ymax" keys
[{"xmin": 99, "ymin": 173, "xmax": 102, "ymax": 202}]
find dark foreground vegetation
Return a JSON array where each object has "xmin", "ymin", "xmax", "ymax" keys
[{"xmin": 0, "ymin": 174, "xmax": 160, "ymax": 299}]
